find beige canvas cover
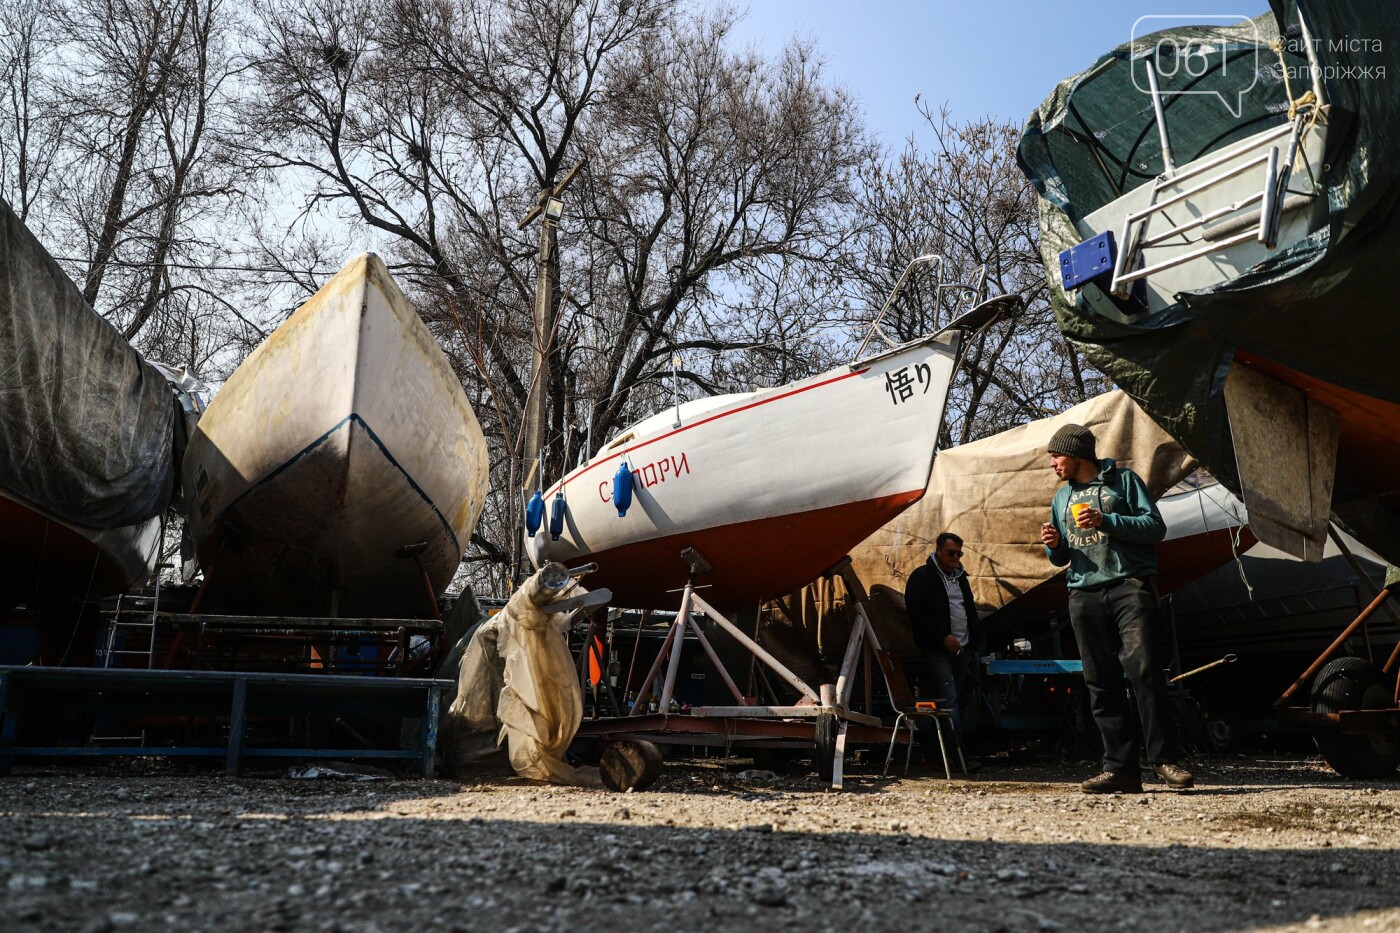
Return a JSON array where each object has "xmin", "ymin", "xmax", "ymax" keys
[
  {"xmin": 770, "ymin": 391, "xmax": 1198, "ymax": 661},
  {"xmin": 851, "ymin": 390, "xmax": 1196, "ymax": 613},
  {"xmin": 443, "ymin": 566, "xmax": 601, "ymax": 787},
  {"xmin": 850, "ymin": 390, "xmax": 1195, "ymax": 612}
]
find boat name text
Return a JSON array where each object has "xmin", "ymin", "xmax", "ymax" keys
[
  {"xmin": 886, "ymin": 363, "xmax": 934, "ymax": 405},
  {"xmin": 599, "ymin": 453, "xmax": 691, "ymax": 502}
]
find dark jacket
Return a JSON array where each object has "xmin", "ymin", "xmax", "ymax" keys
[
  {"xmin": 904, "ymin": 558, "xmax": 981, "ymax": 652},
  {"xmin": 1044, "ymin": 457, "xmax": 1166, "ymax": 590}
]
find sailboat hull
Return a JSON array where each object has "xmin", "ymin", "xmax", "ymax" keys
[
  {"xmin": 183, "ymin": 254, "xmax": 488, "ymax": 618},
  {"xmin": 527, "ymin": 335, "xmax": 960, "ymax": 609},
  {"xmin": 0, "ymin": 490, "xmax": 161, "ymax": 606}
]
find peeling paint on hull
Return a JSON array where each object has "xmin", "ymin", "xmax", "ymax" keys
[{"xmin": 182, "ymin": 254, "xmax": 488, "ymax": 618}]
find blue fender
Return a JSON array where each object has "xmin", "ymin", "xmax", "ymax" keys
[
  {"xmin": 549, "ymin": 491, "xmax": 567, "ymax": 540},
  {"xmin": 613, "ymin": 462, "xmax": 634, "ymax": 517},
  {"xmin": 525, "ymin": 489, "xmax": 545, "ymax": 538}
]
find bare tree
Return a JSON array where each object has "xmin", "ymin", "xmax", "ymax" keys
[
  {"xmin": 241, "ymin": 0, "xmax": 869, "ymax": 589},
  {"xmin": 0, "ymin": 0, "xmax": 65, "ymax": 222},
  {"xmin": 4, "ymin": 0, "xmax": 261, "ymax": 376},
  {"xmin": 845, "ymin": 106, "xmax": 1107, "ymax": 448}
]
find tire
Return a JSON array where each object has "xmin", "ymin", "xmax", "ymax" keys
[
  {"xmin": 814, "ymin": 713, "xmax": 837, "ymax": 783},
  {"xmin": 1207, "ymin": 717, "xmax": 1234, "ymax": 752},
  {"xmin": 599, "ymin": 740, "xmax": 664, "ymax": 792},
  {"xmin": 1310, "ymin": 656, "xmax": 1400, "ymax": 779}
]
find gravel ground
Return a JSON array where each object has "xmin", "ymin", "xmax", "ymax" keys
[{"xmin": 3, "ymin": 755, "xmax": 1399, "ymax": 932}]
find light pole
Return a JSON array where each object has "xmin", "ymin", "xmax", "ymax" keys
[{"xmin": 516, "ymin": 161, "xmax": 584, "ymax": 579}]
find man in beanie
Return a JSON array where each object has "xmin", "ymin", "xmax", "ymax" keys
[{"xmin": 1040, "ymin": 423, "xmax": 1193, "ymax": 793}]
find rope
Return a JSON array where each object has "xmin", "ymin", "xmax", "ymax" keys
[{"xmin": 1271, "ymin": 38, "xmax": 1320, "ymax": 123}]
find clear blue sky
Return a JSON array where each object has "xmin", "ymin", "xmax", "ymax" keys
[{"xmin": 727, "ymin": 0, "xmax": 1273, "ymax": 146}]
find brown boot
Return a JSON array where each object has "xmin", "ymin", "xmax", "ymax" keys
[
  {"xmin": 1081, "ymin": 770, "xmax": 1143, "ymax": 794},
  {"xmin": 1152, "ymin": 762, "xmax": 1195, "ymax": 790}
]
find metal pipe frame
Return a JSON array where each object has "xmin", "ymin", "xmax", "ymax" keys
[
  {"xmin": 628, "ymin": 610, "xmax": 684, "ymax": 716},
  {"xmin": 1275, "ymin": 588, "xmax": 1393, "ymax": 708},
  {"xmin": 852, "ymin": 254, "xmax": 943, "ymax": 360},
  {"xmin": 1128, "ymin": 152, "xmax": 1271, "ymax": 224},
  {"xmin": 1145, "ymin": 60, "xmax": 1175, "ymax": 175},
  {"xmin": 1258, "ymin": 145, "xmax": 1280, "ymax": 245},
  {"xmin": 1115, "ymin": 227, "xmax": 1258, "ymax": 288},
  {"xmin": 656, "ymin": 583, "xmax": 695, "ymax": 710},
  {"xmin": 1152, "ymin": 121, "xmax": 1293, "ymax": 189},
  {"xmin": 686, "ymin": 617, "xmax": 747, "ymax": 705},
  {"xmin": 1139, "ymin": 190, "xmax": 1266, "ymax": 248},
  {"xmin": 690, "ymin": 592, "xmax": 821, "ymax": 703}
]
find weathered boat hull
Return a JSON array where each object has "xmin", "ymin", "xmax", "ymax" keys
[
  {"xmin": 183, "ymin": 254, "xmax": 488, "ymax": 618},
  {"xmin": 526, "ymin": 335, "xmax": 960, "ymax": 609},
  {"xmin": 0, "ymin": 490, "xmax": 161, "ymax": 607}
]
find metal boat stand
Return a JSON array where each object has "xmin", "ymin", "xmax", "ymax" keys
[{"xmin": 572, "ymin": 550, "xmax": 907, "ymax": 789}]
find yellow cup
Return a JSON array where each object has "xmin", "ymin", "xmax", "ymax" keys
[{"xmin": 1071, "ymin": 503, "xmax": 1091, "ymax": 525}]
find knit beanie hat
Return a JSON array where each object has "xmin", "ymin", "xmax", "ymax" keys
[{"xmin": 1047, "ymin": 423, "xmax": 1097, "ymax": 460}]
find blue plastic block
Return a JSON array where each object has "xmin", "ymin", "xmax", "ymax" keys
[{"xmin": 1059, "ymin": 231, "xmax": 1116, "ymax": 290}]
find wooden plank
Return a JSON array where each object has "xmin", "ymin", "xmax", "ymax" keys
[
  {"xmin": 157, "ymin": 613, "xmax": 444, "ymax": 633},
  {"xmin": 691, "ymin": 705, "xmax": 881, "ymax": 727}
]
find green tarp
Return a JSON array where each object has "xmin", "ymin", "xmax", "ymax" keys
[{"xmin": 0, "ymin": 196, "xmax": 177, "ymax": 528}]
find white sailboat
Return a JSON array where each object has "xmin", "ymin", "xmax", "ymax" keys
[{"xmin": 527, "ymin": 283, "xmax": 1016, "ymax": 610}]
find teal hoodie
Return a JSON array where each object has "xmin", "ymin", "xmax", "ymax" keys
[{"xmin": 1045, "ymin": 458, "xmax": 1166, "ymax": 590}]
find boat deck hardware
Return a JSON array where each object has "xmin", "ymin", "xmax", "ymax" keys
[
  {"xmin": 680, "ymin": 546, "xmax": 712, "ymax": 576},
  {"xmin": 852, "ymin": 253, "xmax": 988, "ymax": 360}
]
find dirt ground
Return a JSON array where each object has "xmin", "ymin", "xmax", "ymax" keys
[{"xmin": 3, "ymin": 754, "xmax": 1399, "ymax": 932}]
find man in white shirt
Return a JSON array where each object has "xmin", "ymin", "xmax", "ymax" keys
[{"xmin": 904, "ymin": 532, "xmax": 982, "ymax": 750}]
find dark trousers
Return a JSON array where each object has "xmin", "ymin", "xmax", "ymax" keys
[
  {"xmin": 920, "ymin": 648, "xmax": 973, "ymax": 743},
  {"xmin": 1068, "ymin": 579, "xmax": 1178, "ymax": 772}
]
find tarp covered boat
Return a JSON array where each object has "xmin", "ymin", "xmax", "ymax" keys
[
  {"xmin": 0, "ymin": 196, "xmax": 179, "ymax": 606},
  {"xmin": 182, "ymin": 253, "xmax": 489, "ymax": 618},
  {"xmin": 768, "ymin": 392, "xmax": 1232, "ymax": 673},
  {"xmin": 1017, "ymin": 1, "xmax": 1400, "ymax": 566}
]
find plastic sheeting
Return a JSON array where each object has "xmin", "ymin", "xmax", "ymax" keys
[
  {"xmin": 0, "ymin": 196, "xmax": 176, "ymax": 528},
  {"xmin": 444, "ymin": 565, "xmax": 601, "ymax": 786}
]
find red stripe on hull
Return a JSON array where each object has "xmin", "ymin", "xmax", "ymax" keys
[
  {"xmin": 567, "ymin": 490, "xmax": 924, "ymax": 610},
  {"xmin": 0, "ymin": 496, "xmax": 129, "ymax": 603},
  {"xmin": 553, "ymin": 367, "xmax": 869, "ymax": 494}
]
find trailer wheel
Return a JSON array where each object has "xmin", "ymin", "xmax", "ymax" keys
[
  {"xmin": 814, "ymin": 713, "xmax": 838, "ymax": 782},
  {"xmin": 1310, "ymin": 657, "xmax": 1400, "ymax": 779},
  {"xmin": 599, "ymin": 740, "xmax": 663, "ymax": 792}
]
